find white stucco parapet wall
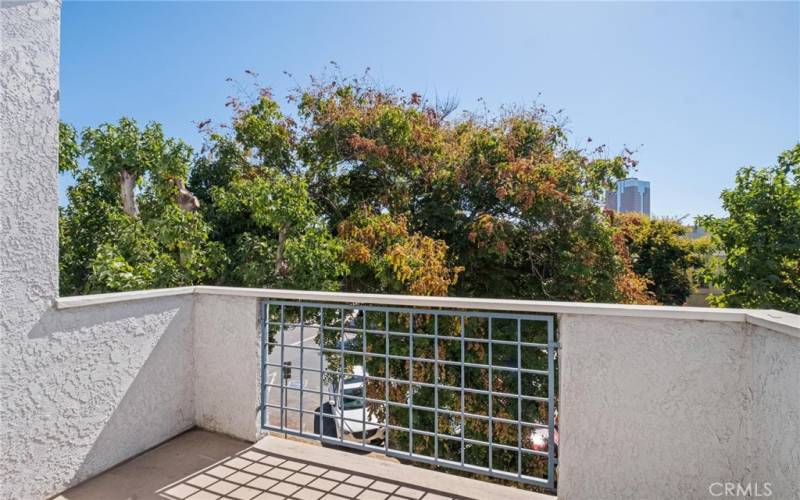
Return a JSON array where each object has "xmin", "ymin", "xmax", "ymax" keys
[
  {"xmin": 57, "ymin": 285, "xmax": 800, "ymax": 339},
  {"xmin": 52, "ymin": 286, "xmax": 800, "ymax": 500}
]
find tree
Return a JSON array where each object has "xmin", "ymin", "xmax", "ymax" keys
[
  {"xmin": 211, "ymin": 172, "xmax": 346, "ymax": 291},
  {"xmin": 59, "ymin": 118, "xmax": 225, "ymax": 294},
  {"xmin": 612, "ymin": 212, "xmax": 697, "ymax": 305},
  {"xmin": 190, "ymin": 93, "xmax": 346, "ymax": 291},
  {"xmin": 294, "ymin": 73, "xmax": 640, "ymax": 303},
  {"xmin": 699, "ymin": 144, "xmax": 800, "ymax": 313}
]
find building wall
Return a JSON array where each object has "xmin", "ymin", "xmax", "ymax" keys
[
  {"xmin": 193, "ymin": 293, "xmax": 263, "ymax": 442},
  {"xmin": 1, "ymin": 3, "xmax": 195, "ymax": 498},
  {"xmin": 1, "ymin": 297, "xmax": 196, "ymax": 499},
  {"xmin": 558, "ymin": 314, "xmax": 800, "ymax": 500},
  {"xmin": 750, "ymin": 324, "xmax": 800, "ymax": 497}
]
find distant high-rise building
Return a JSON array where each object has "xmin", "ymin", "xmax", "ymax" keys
[{"xmin": 605, "ymin": 178, "xmax": 651, "ymax": 216}]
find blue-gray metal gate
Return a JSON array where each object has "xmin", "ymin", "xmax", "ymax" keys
[{"xmin": 260, "ymin": 300, "xmax": 558, "ymax": 490}]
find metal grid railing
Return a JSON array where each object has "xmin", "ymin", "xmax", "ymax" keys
[{"xmin": 260, "ymin": 299, "xmax": 558, "ymax": 490}]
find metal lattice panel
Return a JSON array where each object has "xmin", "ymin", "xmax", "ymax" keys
[{"xmin": 260, "ymin": 300, "xmax": 558, "ymax": 490}]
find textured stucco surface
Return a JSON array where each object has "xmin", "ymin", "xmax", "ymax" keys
[
  {"xmin": 1, "ymin": 297, "xmax": 195, "ymax": 499},
  {"xmin": 193, "ymin": 294, "xmax": 263, "ymax": 442},
  {"xmin": 749, "ymin": 325, "xmax": 800, "ymax": 499},
  {"xmin": 0, "ymin": 3, "xmax": 196, "ymax": 498},
  {"xmin": 558, "ymin": 314, "xmax": 799, "ymax": 500}
]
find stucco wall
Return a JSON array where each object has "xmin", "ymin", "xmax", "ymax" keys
[
  {"xmin": 749, "ymin": 325, "xmax": 800, "ymax": 498},
  {"xmin": 2, "ymin": 297, "xmax": 195, "ymax": 499},
  {"xmin": 193, "ymin": 293, "xmax": 263, "ymax": 442},
  {"xmin": 0, "ymin": 3, "xmax": 197, "ymax": 498},
  {"xmin": 557, "ymin": 314, "xmax": 800, "ymax": 500}
]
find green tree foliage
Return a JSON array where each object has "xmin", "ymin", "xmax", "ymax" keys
[
  {"xmin": 189, "ymin": 91, "xmax": 346, "ymax": 291},
  {"xmin": 294, "ymin": 74, "xmax": 641, "ymax": 302},
  {"xmin": 612, "ymin": 213, "xmax": 698, "ymax": 305},
  {"xmin": 61, "ymin": 73, "xmax": 675, "ymax": 305},
  {"xmin": 59, "ymin": 118, "xmax": 225, "ymax": 294},
  {"xmin": 700, "ymin": 144, "xmax": 800, "ymax": 313}
]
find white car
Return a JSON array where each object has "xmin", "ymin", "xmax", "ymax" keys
[{"xmin": 329, "ymin": 365, "xmax": 385, "ymax": 445}]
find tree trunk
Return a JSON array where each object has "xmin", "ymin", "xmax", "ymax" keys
[
  {"xmin": 119, "ymin": 170, "xmax": 139, "ymax": 217},
  {"xmin": 274, "ymin": 225, "xmax": 289, "ymax": 278},
  {"xmin": 175, "ymin": 178, "xmax": 200, "ymax": 212}
]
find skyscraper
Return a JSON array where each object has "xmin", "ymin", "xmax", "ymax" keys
[{"xmin": 605, "ymin": 178, "xmax": 651, "ymax": 216}]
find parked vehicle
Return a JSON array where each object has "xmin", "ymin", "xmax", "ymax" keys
[
  {"xmin": 329, "ymin": 365, "xmax": 385, "ymax": 445},
  {"xmin": 529, "ymin": 412, "xmax": 559, "ymax": 454}
]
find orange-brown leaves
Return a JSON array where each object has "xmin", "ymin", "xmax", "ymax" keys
[
  {"xmin": 609, "ymin": 211, "xmax": 657, "ymax": 304},
  {"xmin": 338, "ymin": 209, "xmax": 462, "ymax": 296}
]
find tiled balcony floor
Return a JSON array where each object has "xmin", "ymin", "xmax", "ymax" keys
[{"xmin": 57, "ymin": 430, "xmax": 552, "ymax": 500}]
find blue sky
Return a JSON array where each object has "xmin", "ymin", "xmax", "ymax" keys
[{"xmin": 61, "ymin": 1, "xmax": 799, "ymax": 219}]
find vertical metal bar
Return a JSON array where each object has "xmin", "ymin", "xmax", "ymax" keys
[
  {"xmin": 362, "ymin": 309, "xmax": 367, "ymax": 448},
  {"xmin": 547, "ymin": 317, "xmax": 555, "ymax": 487},
  {"xmin": 488, "ymin": 316, "xmax": 493, "ymax": 472},
  {"xmin": 280, "ymin": 305, "xmax": 286, "ymax": 435},
  {"xmin": 433, "ymin": 314, "xmax": 439, "ymax": 463},
  {"xmin": 339, "ymin": 307, "xmax": 345, "ymax": 445},
  {"xmin": 384, "ymin": 310, "xmax": 390, "ymax": 455},
  {"xmin": 408, "ymin": 312, "xmax": 414, "ymax": 457},
  {"xmin": 517, "ymin": 318, "xmax": 522, "ymax": 478},
  {"xmin": 460, "ymin": 315, "xmax": 465, "ymax": 467},
  {"xmin": 319, "ymin": 307, "xmax": 324, "ymax": 440},
  {"xmin": 299, "ymin": 305, "xmax": 304, "ymax": 434},
  {"xmin": 260, "ymin": 301, "xmax": 268, "ymax": 430}
]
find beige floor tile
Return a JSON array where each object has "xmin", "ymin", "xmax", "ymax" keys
[
  {"xmin": 358, "ymin": 490, "xmax": 389, "ymax": 500},
  {"xmin": 247, "ymin": 476, "xmax": 278, "ymax": 491},
  {"xmin": 331, "ymin": 483, "xmax": 364, "ymax": 498},
  {"xmin": 164, "ymin": 483, "xmax": 199, "ymax": 499},
  {"xmin": 186, "ymin": 473, "xmax": 217, "ymax": 488},
  {"xmin": 268, "ymin": 481, "xmax": 301, "ymax": 496},
  {"xmin": 299, "ymin": 464, "xmax": 327, "ymax": 476},
  {"xmin": 207, "ymin": 480, "xmax": 238, "ymax": 495},
  {"xmin": 394, "ymin": 486, "xmax": 425, "ymax": 499},
  {"xmin": 369, "ymin": 481, "xmax": 398, "ymax": 494},
  {"xmin": 259, "ymin": 455, "xmax": 286, "ymax": 466},
  {"xmin": 280, "ymin": 459, "xmax": 307, "ymax": 471},
  {"xmin": 308, "ymin": 477, "xmax": 338, "ymax": 492},
  {"xmin": 228, "ymin": 485, "xmax": 262, "ymax": 500},
  {"xmin": 243, "ymin": 462, "xmax": 271, "ymax": 475},
  {"xmin": 286, "ymin": 472, "xmax": 316, "ymax": 486},
  {"xmin": 227, "ymin": 471, "xmax": 258, "ymax": 485},
  {"xmin": 206, "ymin": 465, "xmax": 236, "ymax": 479},
  {"xmin": 346, "ymin": 475, "xmax": 374, "ymax": 487},
  {"xmin": 225, "ymin": 457, "xmax": 255, "ymax": 470},
  {"xmin": 253, "ymin": 493, "xmax": 284, "ymax": 500},
  {"xmin": 186, "ymin": 491, "xmax": 220, "ymax": 500},
  {"xmin": 240, "ymin": 451, "xmax": 267, "ymax": 461},
  {"xmin": 264, "ymin": 467, "xmax": 293, "ymax": 480},
  {"xmin": 293, "ymin": 487, "xmax": 326, "ymax": 500},
  {"xmin": 322, "ymin": 470, "xmax": 350, "ymax": 482}
]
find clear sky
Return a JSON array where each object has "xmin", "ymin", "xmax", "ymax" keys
[{"xmin": 60, "ymin": 1, "xmax": 799, "ymax": 220}]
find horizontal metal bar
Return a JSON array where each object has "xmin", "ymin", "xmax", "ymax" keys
[
  {"xmin": 262, "ymin": 374, "xmax": 548, "ymax": 403},
  {"xmin": 262, "ymin": 425, "xmax": 551, "ymax": 487},
  {"xmin": 264, "ymin": 354, "xmax": 550, "ymax": 376},
  {"xmin": 265, "ymin": 300, "xmax": 555, "ymax": 322},
  {"xmin": 262, "ymin": 391, "xmax": 549, "ymax": 426}
]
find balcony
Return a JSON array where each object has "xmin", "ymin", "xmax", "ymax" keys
[
  {"xmin": 14, "ymin": 285, "xmax": 797, "ymax": 500},
  {"xmin": 3, "ymin": 2, "xmax": 800, "ymax": 498}
]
